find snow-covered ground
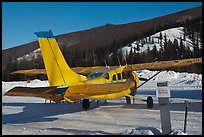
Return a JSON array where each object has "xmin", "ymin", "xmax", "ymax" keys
[{"xmin": 2, "ymin": 70, "xmax": 202, "ymax": 135}]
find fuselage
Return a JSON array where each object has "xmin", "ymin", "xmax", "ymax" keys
[{"xmin": 63, "ymin": 66, "xmax": 140, "ymax": 102}]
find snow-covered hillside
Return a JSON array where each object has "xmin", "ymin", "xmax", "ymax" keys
[
  {"xmin": 17, "ymin": 48, "xmax": 41, "ymax": 62},
  {"xmin": 121, "ymin": 27, "xmax": 201, "ymax": 56}
]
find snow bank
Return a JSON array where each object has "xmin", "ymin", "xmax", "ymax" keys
[
  {"xmin": 169, "ymin": 129, "xmax": 188, "ymax": 135},
  {"xmin": 135, "ymin": 70, "xmax": 202, "ymax": 90},
  {"xmin": 121, "ymin": 127, "xmax": 188, "ymax": 135}
]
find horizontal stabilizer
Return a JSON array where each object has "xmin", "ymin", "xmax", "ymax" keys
[
  {"xmin": 4, "ymin": 86, "xmax": 68, "ymax": 103},
  {"xmin": 66, "ymin": 79, "xmax": 134, "ymax": 96},
  {"xmin": 10, "ymin": 69, "xmax": 46, "ymax": 76}
]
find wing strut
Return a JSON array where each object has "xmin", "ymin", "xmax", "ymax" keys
[{"xmin": 137, "ymin": 70, "xmax": 162, "ymax": 89}]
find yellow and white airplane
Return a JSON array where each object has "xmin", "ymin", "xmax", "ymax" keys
[{"xmin": 4, "ymin": 30, "xmax": 202, "ymax": 109}]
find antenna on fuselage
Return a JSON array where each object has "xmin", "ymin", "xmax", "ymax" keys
[
  {"xmin": 124, "ymin": 56, "xmax": 128, "ymax": 66},
  {"xmin": 117, "ymin": 56, "xmax": 121, "ymax": 67},
  {"xmin": 104, "ymin": 59, "xmax": 109, "ymax": 69}
]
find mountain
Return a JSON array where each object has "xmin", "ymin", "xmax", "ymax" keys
[
  {"xmin": 2, "ymin": 6, "xmax": 202, "ymax": 78},
  {"xmin": 15, "ymin": 27, "xmax": 200, "ymax": 62}
]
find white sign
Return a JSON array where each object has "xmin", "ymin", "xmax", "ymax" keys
[{"xmin": 156, "ymin": 82, "xmax": 170, "ymax": 98}]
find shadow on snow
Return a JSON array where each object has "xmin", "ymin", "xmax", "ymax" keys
[{"xmin": 2, "ymin": 99, "xmax": 201, "ymax": 124}]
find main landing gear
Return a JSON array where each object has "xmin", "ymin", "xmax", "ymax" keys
[
  {"xmin": 125, "ymin": 96, "xmax": 131, "ymax": 105},
  {"xmin": 82, "ymin": 99, "xmax": 90, "ymax": 110},
  {"xmin": 125, "ymin": 95, "xmax": 154, "ymax": 109},
  {"xmin": 82, "ymin": 96, "xmax": 153, "ymax": 109},
  {"xmin": 126, "ymin": 73, "xmax": 137, "ymax": 105},
  {"xmin": 146, "ymin": 96, "xmax": 153, "ymax": 109}
]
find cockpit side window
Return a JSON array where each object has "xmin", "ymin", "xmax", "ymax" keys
[
  {"xmin": 103, "ymin": 73, "xmax": 109, "ymax": 80},
  {"xmin": 122, "ymin": 72, "xmax": 127, "ymax": 79},
  {"xmin": 112, "ymin": 74, "xmax": 116, "ymax": 81},
  {"xmin": 89, "ymin": 73, "xmax": 103, "ymax": 79},
  {"xmin": 117, "ymin": 73, "xmax": 121, "ymax": 80}
]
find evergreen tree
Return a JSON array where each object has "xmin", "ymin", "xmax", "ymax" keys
[
  {"xmin": 193, "ymin": 33, "xmax": 200, "ymax": 58},
  {"xmin": 146, "ymin": 46, "xmax": 151, "ymax": 62},
  {"xmin": 178, "ymin": 36, "xmax": 185, "ymax": 59},
  {"xmin": 159, "ymin": 32, "xmax": 163, "ymax": 45},
  {"xmin": 163, "ymin": 33, "xmax": 168, "ymax": 60},
  {"xmin": 173, "ymin": 38, "xmax": 179, "ymax": 59},
  {"xmin": 151, "ymin": 44, "xmax": 158, "ymax": 61},
  {"xmin": 128, "ymin": 47, "xmax": 134, "ymax": 64}
]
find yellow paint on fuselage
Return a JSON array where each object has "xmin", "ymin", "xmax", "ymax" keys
[
  {"xmin": 63, "ymin": 66, "xmax": 140, "ymax": 102},
  {"xmin": 88, "ymin": 67, "xmax": 139, "ymax": 100},
  {"xmin": 90, "ymin": 89, "xmax": 131, "ymax": 100},
  {"xmin": 86, "ymin": 66, "xmax": 126, "ymax": 84}
]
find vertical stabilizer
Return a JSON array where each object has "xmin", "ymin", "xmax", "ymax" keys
[{"xmin": 34, "ymin": 31, "xmax": 87, "ymax": 86}]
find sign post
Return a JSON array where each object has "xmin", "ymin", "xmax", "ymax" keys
[{"xmin": 156, "ymin": 81, "xmax": 172, "ymax": 135}]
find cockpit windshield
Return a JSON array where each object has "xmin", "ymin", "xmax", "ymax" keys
[{"xmin": 88, "ymin": 72, "xmax": 103, "ymax": 79}]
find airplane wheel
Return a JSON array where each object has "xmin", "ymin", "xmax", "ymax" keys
[
  {"xmin": 126, "ymin": 96, "xmax": 131, "ymax": 104},
  {"xmin": 147, "ymin": 96, "xmax": 153, "ymax": 108},
  {"xmin": 82, "ymin": 99, "xmax": 90, "ymax": 109}
]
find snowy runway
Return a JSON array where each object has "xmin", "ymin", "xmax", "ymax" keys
[
  {"xmin": 2, "ymin": 75, "xmax": 202, "ymax": 135},
  {"xmin": 2, "ymin": 91, "xmax": 202, "ymax": 135}
]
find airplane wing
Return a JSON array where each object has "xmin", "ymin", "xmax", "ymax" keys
[
  {"xmin": 123, "ymin": 58, "xmax": 202, "ymax": 72},
  {"xmin": 10, "ymin": 69, "xmax": 46, "ymax": 76},
  {"xmin": 4, "ymin": 86, "xmax": 68, "ymax": 103},
  {"xmin": 71, "ymin": 66, "xmax": 102, "ymax": 75},
  {"xmin": 10, "ymin": 58, "xmax": 202, "ymax": 76},
  {"xmin": 10, "ymin": 66, "xmax": 103, "ymax": 76}
]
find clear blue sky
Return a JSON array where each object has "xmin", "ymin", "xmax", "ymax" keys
[{"xmin": 2, "ymin": 2, "xmax": 202, "ymax": 50}]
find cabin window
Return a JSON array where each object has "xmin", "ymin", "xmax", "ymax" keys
[
  {"xmin": 103, "ymin": 73, "xmax": 109, "ymax": 80},
  {"xmin": 89, "ymin": 73, "xmax": 103, "ymax": 79},
  {"xmin": 117, "ymin": 73, "xmax": 121, "ymax": 80},
  {"xmin": 122, "ymin": 72, "xmax": 127, "ymax": 79},
  {"xmin": 112, "ymin": 74, "xmax": 116, "ymax": 81}
]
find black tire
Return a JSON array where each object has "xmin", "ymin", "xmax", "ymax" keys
[
  {"xmin": 147, "ymin": 96, "xmax": 153, "ymax": 108},
  {"xmin": 82, "ymin": 99, "xmax": 90, "ymax": 109},
  {"xmin": 126, "ymin": 96, "xmax": 131, "ymax": 105}
]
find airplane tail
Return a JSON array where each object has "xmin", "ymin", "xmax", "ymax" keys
[{"xmin": 34, "ymin": 31, "xmax": 87, "ymax": 86}]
